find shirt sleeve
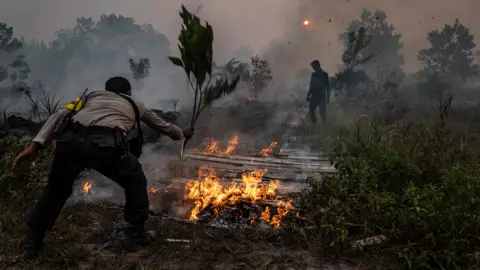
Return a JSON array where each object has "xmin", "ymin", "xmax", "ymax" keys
[
  {"xmin": 32, "ymin": 108, "xmax": 71, "ymax": 145},
  {"xmin": 140, "ymin": 108, "xmax": 184, "ymax": 140}
]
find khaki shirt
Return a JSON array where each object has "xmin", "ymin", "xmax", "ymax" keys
[{"xmin": 33, "ymin": 90, "xmax": 184, "ymax": 145}]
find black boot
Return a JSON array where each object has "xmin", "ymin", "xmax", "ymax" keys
[
  {"xmin": 124, "ymin": 225, "xmax": 151, "ymax": 252},
  {"xmin": 22, "ymin": 228, "xmax": 45, "ymax": 262}
]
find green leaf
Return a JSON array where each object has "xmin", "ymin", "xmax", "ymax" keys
[
  {"xmin": 168, "ymin": 57, "xmax": 184, "ymax": 67},
  {"xmin": 262, "ymin": 258, "xmax": 273, "ymax": 266},
  {"xmin": 202, "ymin": 75, "xmax": 240, "ymax": 106}
]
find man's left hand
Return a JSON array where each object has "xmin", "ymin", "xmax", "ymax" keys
[
  {"xmin": 12, "ymin": 143, "xmax": 40, "ymax": 170},
  {"xmin": 182, "ymin": 127, "xmax": 195, "ymax": 140}
]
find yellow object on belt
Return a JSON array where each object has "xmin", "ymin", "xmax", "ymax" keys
[{"xmin": 64, "ymin": 98, "xmax": 84, "ymax": 111}]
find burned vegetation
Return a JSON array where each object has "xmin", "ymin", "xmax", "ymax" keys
[{"xmin": 2, "ymin": 4, "xmax": 480, "ymax": 270}]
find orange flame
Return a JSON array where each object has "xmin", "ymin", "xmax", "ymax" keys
[
  {"xmin": 184, "ymin": 166, "xmax": 292, "ymax": 229},
  {"xmin": 303, "ymin": 20, "xmax": 310, "ymax": 26},
  {"xmin": 224, "ymin": 134, "xmax": 239, "ymax": 155},
  {"xmin": 260, "ymin": 141, "xmax": 279, "ymax": 157},
  {"xmin": 149, "ymin": 187, "xmax": 159, "ymax": 194},
  {"xmin": 83, "ymin": 181, "xmax": 92, "ymax": 194},
  {"xmin": 197, "ymin": 133, "xmax": 239, "ymax": 155}
]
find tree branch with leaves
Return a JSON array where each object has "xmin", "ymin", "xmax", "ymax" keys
[{"xmin": 168, "ymin": 6, "xmax": 240, "ymax": 157}]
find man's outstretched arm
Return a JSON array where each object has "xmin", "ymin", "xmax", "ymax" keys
[{"xmin": 140, "ymin": 108, "xmax": 185, "ymax": 140}]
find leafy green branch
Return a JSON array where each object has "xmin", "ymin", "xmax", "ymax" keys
[{"xmin": 168, "ymin": 5, "xmax": 240, "ymax": 154}]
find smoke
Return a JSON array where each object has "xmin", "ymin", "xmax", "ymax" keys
[
  {"xmin": 260, "ymin": 0, "xmax": 480, "ymax": 92},
  {"xmin": 1, "ymin": 0, "xmax": 479, "ymax": 108},
  {"xmin": 2, "ymin": 0, "xmax": 480, "ymax": 205}
]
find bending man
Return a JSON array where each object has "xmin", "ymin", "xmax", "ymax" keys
[{"xmin": 13, "ymin": 77, "xmax": 194, "ymax": 261}]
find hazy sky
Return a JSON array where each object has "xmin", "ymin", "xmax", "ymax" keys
[{"xmin": 1, "ymin": 0, "xmax": 479, "ymax": 72}]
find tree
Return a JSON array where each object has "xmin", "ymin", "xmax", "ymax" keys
[
  {"xmin": 24, "ymin": 14, "xmax": 170, "ymax": 89},
  {"xmin": 332, "ymin": 27, "xmax": 372, "ymax": 93},
  {"xmin": 213, "ymin": 58, "xmax": 249, "ymax": 82},
  {"xmin": 0, "ymin": 22, "xmax": 30, "ymax": 86},
  {"xmin": 340, "ymin": 9, "xmax": 404, "ymax": 76},
  {"xmin": 418, "ymin": 19, "xmax": 478, "ymax": 82},
  {"xmin": 169, "ymin": 6, "xmax": 240, "ymax": 156},
  {"xmin": 248, "ymin": 55, "xmax": 272, "ymax": 99},
  {"xmin": 128, "ymin": 58, "xmax": 151, "ymax": 82}
]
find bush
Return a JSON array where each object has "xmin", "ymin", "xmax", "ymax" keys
[
  {"xmin": 300, "ymin": 94, "xmax": 480, "ymax": 269},
  {"xmin": 0, "ymin": 134, "xmax": 54, "ymax": 202}
]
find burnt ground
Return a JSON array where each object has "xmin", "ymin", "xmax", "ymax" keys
[
  {"xmin": 0, "ymin": 101, "xmax": 402, "ymax": 269},
  {"xmin": 1, "ymin": 202, "xmax": 363, "ymax": 270}
]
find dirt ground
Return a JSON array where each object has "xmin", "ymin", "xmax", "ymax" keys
[
  {"xmin": 0, "ymin": 142, "xmax": 393, "ymax": 269},
  {"xmin": 1, "ymin": 202, "xmax": 362, "ymax": 270}
]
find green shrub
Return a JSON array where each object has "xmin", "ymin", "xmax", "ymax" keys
[
  {"xmin": 301, "ymin": 95, "xmax": 480, "ymax": 269},
  {"xmin": 0, "ymin": 135, "xmax": 54, "ymax": 202}
]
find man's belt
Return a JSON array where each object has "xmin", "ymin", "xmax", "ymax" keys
[{"xmin": 68, "ymin": 122, "xmax": 122, "ymax": 137}]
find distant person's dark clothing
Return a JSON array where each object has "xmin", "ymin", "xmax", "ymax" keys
[{"xmin": 307, "ymin": 70, "xmax": 330, "ymax": 125}]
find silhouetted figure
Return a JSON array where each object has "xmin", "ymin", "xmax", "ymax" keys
[{"xmin": 306, "ymin": 60, "xmax": 330, "ymax": 126}]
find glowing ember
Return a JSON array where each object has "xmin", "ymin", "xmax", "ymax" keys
[
  {"xmin": 184, "ymin": 166, "xmax": 293, "ymax": 229},
  {"xmin": 260, "ymin": 141, "xmax": 279, "ymax": 157},
  {"xmin": 149, "ymin": 187, "xmax": 159, "ymax": 193},
  {"xmin": 83, "ymin": 181, "xmax": 92, "ymax": 194},
  {"xmin": 197, "ymin": 133, "xmax": 239, "ymax": 155},
  {"xmin": 303, "ymin": 19, "xmax": 310, "ymax": 26}
]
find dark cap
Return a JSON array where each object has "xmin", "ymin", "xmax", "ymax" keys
[
  {"xmin": 105, "ymin": 77, "xmax": 131, "ymax": 94},
  {"xmin": 311, "ymin": 60, "xmax": 320, "ymax": 67}
]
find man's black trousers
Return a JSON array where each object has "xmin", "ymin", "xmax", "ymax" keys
[
  {"xmin": 27, "ymin": 129, "xmax": 149, "ymax": 238},
  {"xmin": 309, "ymin": 99, "xmax": 327, "ymax": 125}
]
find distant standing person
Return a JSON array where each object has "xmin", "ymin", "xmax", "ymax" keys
[{"xmin": 306, "ymin": 60, "xmax": 330, "ymax": 126}]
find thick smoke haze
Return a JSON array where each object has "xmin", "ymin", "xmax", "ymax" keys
[{"xmin": 2, "ymin": 0, "xmax": 479, "ymax": 73}]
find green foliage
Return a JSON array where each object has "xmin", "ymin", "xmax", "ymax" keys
[
  {"xmin": 128, "ymin": 57, "xmax": 151, "ymax": 82},
  {"xmin": 203, "ymin": 76, "xmax": 241, "ymax": 107},
  {"xmin": 0, "ymin": 135, "xmax": 53, "ymax": 201},
  {"xmin": 168, "ymin": 5, "xmax": 214, "ymax": 88},
  {"xmin": 169, "ymin": 5, "xmax": 239, "ymax": 129},
  {"xmin": 300, "ymin": 94, "xmax": 480, "ymax": 269}
]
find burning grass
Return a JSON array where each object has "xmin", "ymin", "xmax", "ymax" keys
[
  {"xmin": 195, "ymin": 133, "xmax": 239, "ymax": 155},
  {"xmin": 184, "ymin": 166, "xmax": 295, "ymax": 229},
  {"xmin": 259, "ymin": 141, "xmax": 283, "ymax": 157}
]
